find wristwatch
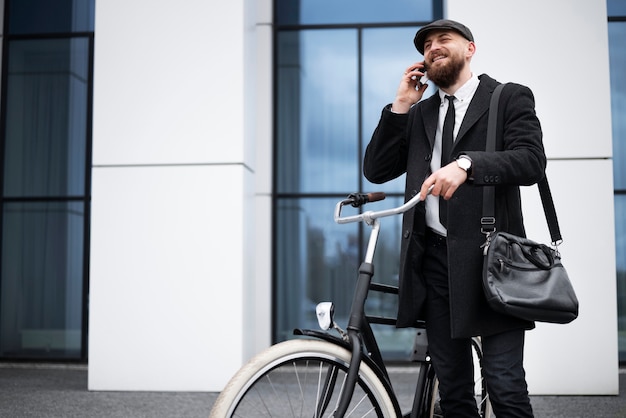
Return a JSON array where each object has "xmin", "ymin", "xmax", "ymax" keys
[{"xmin": 456, "ymin": 155, "xmax": 472, "ymax": 176}]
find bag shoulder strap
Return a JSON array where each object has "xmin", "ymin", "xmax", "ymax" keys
[{"xmin": 481, "ymin": 83, "xmax": 563, "ymax": 244}]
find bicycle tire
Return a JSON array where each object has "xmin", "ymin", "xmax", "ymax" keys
[
  {"xmin": 209, "ymin": 339, "xmax": 397, "ymax": 417},
  {"xmin": 427, "ymin": 338, "xmax": 494, "ymax": 418},
  {"xmin": 471, "ymin": 337, "xmax": 494, "ymax": 418}
]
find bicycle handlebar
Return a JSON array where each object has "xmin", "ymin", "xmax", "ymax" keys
[{"xmin": 334, "ymin": 186, "xmax": 432, "ymax": 225}]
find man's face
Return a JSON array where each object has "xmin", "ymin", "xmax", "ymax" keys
[{"xmin": 422, "ymin": 30, "xmax": 470, "ymax": 89}]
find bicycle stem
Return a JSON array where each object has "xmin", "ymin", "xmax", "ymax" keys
[{"xmin": 364, "ymin": 218, "xmax": 380, "ymax": 264}]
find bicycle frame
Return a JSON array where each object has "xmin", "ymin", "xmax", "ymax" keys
[
  {"xmin": 210, "ymin": 187, "xmax": 490, "ymax": 418},
  {"xmin": 294, "ymin": 191, "xmax": 431, "ymax": 418}
]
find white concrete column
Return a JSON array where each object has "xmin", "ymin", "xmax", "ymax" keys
[{"xmin": 88, "ymin": 0, "xmax": 265, "ymax": 391}]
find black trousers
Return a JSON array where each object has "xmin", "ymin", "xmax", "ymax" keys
[{"xmin": 422, "ymin": 229, "xmax": 534, "ymax": 418}]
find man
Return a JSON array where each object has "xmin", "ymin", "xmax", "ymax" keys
[{"xmin": 364, "ymin": 19, "xmax": 545, "ymax": 417}]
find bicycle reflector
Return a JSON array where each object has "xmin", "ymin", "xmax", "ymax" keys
[{"xmin": 316, "ymin": 302, "xmax": 335, "ymax": 330}]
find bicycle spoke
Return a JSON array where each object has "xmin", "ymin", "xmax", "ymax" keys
[
  {"xmin": 291, "ymin": 361, "xmax": 305, "ymax": 417},
  {"xmin": 330, "ymin": 369, "xmax": 349, "ymax": 415},
  {"xmin": 345, "ymin": 393, "xmax": 376, "ymax": 417},
  {"xmin": 316, "ymin": 361, "xmax": 339, "ymax": 417}
]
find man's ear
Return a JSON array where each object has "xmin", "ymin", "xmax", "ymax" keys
[{"xmin": 466, "ymin": 41, "xmax": 476, "ymax": 58}]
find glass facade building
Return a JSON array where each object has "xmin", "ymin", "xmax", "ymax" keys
[{"xmin": 0, "ymin": 0, "xmax": 624, "ymax": 366}]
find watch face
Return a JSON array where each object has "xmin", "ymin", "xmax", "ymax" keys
[{"xmin": 457, "ymin": 157, "xmax": 471, "ymax": 171}]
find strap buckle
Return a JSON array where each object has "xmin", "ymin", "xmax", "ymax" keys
[
  {"xmin": 552, "ymin": 239, "xmax": 563, "ymax": 258},
  {"xmin": 480, "ymin": 216, "xmax": 496, "ymax": 235},
  {"xmin": 480, "ymin": 217, "xmax": 496, "ymax": 255}
]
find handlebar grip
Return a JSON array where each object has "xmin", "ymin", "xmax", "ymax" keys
[
  {"xmin": 366, "ymin": 192, "xmax": 386, "ymax": 203},
  {"xmin": 347, "ymin": 192, "xmax": 386, "ymax": 208}
]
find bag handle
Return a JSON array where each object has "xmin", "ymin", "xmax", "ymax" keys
[
  {"xmin": 481, "ymin": 83, "xmax": 563, "ymax": 246},
  {"xmin": 517, "ymin": 242, "xmax": 555, "ymax": 270}
]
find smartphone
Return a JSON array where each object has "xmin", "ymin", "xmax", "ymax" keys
[
  {"xmin": 411, "ymin": 64, "xmax": 427, "ymax": 83},
  {"xmin": 419, "ymin": 62, "xmax": 429, "ymax": 86}
]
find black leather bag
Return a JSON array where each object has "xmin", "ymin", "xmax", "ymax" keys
[
  {"xmin": 482, "ymin": 231, "xmax": 578, "ymax": 323},
  {"xmin": 480, "ymin": 84, "xmax": 579, "ymax": 324}
]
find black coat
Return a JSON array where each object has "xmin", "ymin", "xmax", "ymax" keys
[{"xmin": 363, "ymin": 74, "xmax": 546, "ymax": 338}]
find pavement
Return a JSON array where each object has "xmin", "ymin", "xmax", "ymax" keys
[{"xmin": 1, "ymin": 363, "xmax": 625, "ymax": 417}]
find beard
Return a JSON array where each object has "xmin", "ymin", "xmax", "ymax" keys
[{"xmin": 424, "ymin": 53, "xmax": 466, "ymax": 89}]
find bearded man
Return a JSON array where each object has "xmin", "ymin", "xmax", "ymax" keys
[{"xmin": 364, "ymin": 19, "xmax": 545, "ymax": 417}]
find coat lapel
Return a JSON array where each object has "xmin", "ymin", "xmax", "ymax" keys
[
  {"xmin": 455, "ymin": 76, "xmax": 497, "ymax": 148},
  {"xmin": 419, "ymin": 76, "xmax": 499, "ymax": 152},
  {"xmin": 421, "ymin": 93, "xmax": 441, "ymax": 148}
]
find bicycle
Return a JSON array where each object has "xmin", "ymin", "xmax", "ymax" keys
[{"xmin": 210, "ymin": 190, "xmax": 493, "ymax": 417}]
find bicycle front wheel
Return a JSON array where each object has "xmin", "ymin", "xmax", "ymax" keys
[{"xmin": 209, "ymin": 339, "xmax": 397, "ymax": 417}]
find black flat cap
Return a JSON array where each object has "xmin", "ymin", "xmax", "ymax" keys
[{"xmin": 413, "ymin": 19, "xmax": 474, "ymax": 54}]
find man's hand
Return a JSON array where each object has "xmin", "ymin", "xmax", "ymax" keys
[
  {"xmin": 391, "ymin": 62, "xmax": 429, "ymax": 114},
  {"xmin": 419, "ymin": 162, "xmax": 468, "ymax": 200}
]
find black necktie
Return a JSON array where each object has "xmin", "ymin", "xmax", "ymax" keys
[{"xmin": 440, "ymin": 95, "xmax": 455, "ymax": 228}]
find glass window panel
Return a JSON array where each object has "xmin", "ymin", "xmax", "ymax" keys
[
  {"xmin": 608, "ymin": 0, "xmax": 626, "ymax": 16},
  {"xmin": 616, "ymin": 195, "xmax": 626, "ymax": 360},
  {"xmin": 275, "ymin": 195, "xmax": 415, "ymax": 359},
  {"xmin": 367, "ymin": 196, "xmax": 404, "ymax": 290},
  {"xmin": 8, "ymin": 0, "xmax": 95, "ymax": 34},
  {"xmin": 361, "ymin": 26, "xmax": 438, "ymax": 194},
  {"xmin": 609, "ymin": 22, "xmax": 626, "ymax": 190},
  {"xmin": 275, "ymin": 197, "xmax": 360, "ymax": 341},
  {"xmin": 365, "ymin": 196, "xmax": 416, "ymax": 359},
  {"xmin": 276, "ymin": 0, "xmax": 435, "ymax": 25},
  {"xmin": 276, "ymin": 30, "xmax": 359, "ymax": 194},
  {"xmin": 0, "ymin": 201, "xmax": 84, "ymax": 359},
  {"xmin": 3, "ymin": 38, "xmax": 89, "ymax": 198}
]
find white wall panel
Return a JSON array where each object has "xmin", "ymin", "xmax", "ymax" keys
[
  {"xmin": 92, "ymin": 0, "xmax": 246, "ymax": 166},
  {"xmin": 254, "ymin": 22, "xmax": 273, "ymax": 196},
  {"xmin": 247, "ymin": 12, "xmax": 274, "ymax": 360},
  {"xmin": 245, "ymin": 194, "xmax": 272, "ymax": 360},
  {"xmin": 90, "ymin": 0, "xmax": 260, "ymax": 392},
  {"xmin": 450, "ymin": 0, "xmax": 612, "ymax": 160},
  {"xmin": 88, "ymin": 165, "xmax": 246, "ymax": 391},
  {"xmin": 521, "ymin": 160, "xmax": 618, "ymax": 394}
]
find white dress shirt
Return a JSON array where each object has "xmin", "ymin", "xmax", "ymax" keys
[{"xmin": 426, "ymin": 74, "xmax": 480, "ymax": 236}]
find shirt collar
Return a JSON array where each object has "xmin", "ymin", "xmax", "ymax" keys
[{"xmin": 438, "ymin": 73, "xmax": 480, "ymax": 104}]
